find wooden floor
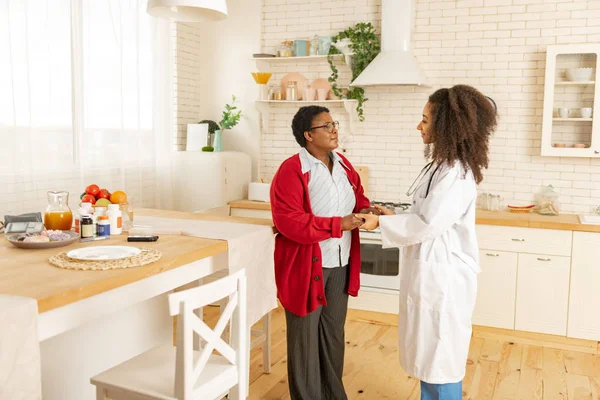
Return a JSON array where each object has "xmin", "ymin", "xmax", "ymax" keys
[{"xmin": 205, "ymin": 305, "xmax": 600, "ymax": 400}]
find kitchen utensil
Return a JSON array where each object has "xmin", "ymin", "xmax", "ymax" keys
[
  {"xmin": 303, "ymin": 87, "xmax": 316, "ymax": 101},
  {"xmin": 294, "ymin": 40, "xmax": 308, "ymax": 57},
  {"xmin": 581, "ymin": 108, "xmax": 593, "ymax": 119},
  {"xmin": 66, "ymin": 245, "xmax": 142, "ymax": 261},
  {"xmin": 319, "ymin": 36, "xmax": 333, "ymax": 55},
  {"xmin": 565, "ymin": 67, "xmax": 594, "ymax": 82},
  {"xmin": 317, "ymin": 88, "xmax": 327, "ymax": 101},
  {"xmin": 251, "ymin": 72, "xmax": 272, "ymax": 84},
  {"xmin": 558, "ymin": 108, "xmax": 570, "ymax": 118},
  {"xmin": 44, "ymin": 191, "xmax": 73, "ymax": 231},
  {"xmin": 7, "ymin": 231, "xmax": 80, "ymax": 249},
  {"xmin": 280, "ymin": 72, "xmax": 307, "ymax": 100},
  {"xmin": 507, "ymin": 204, "xmax": 535, "ymax": 213},
  {"xmin": 310, "ymin": 78, "xmax": 332, "ymax": 100}
]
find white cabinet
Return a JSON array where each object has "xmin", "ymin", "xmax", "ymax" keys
[
  {"xmin": 568, "ymin": 232, "xmax": 600, "ymax": 341},
  {"xmin": 172, "ymin": 151, "xmax": 251, "ymax": 212},
  {"xmin": 541, "ymin": 44, "xmax": 600, "ymax": 157},
  {"xmin": 515, "ymin": 254, "xmax": 570, "ymax": 336},
  {"xmin": 472, "ymin": 250, "xmax": 518, "ymax": 330}
]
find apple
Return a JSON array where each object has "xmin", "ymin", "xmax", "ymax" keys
[
  {"xmin": 85, "ymin": 184, "xmax": 100, "ymax": 197},
  {"xmin": 97, "ymin": 189, "xmax": 111, "ymax": 200},
  {"xmin": 81, "ymin": 194, "xmax": 96, "ymax": 205}
]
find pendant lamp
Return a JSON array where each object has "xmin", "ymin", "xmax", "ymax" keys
[{"xmin": 147, "ymin": 0, "xmax": 227, "ymax": 22}]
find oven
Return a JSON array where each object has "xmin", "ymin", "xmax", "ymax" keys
[
  {"xmin": 358, "ymin": 202, "xmax": 410, "ymax": 291},
  {"xmin": 359, "ymin": 228, "xmax": 400, "ymax": 291}
]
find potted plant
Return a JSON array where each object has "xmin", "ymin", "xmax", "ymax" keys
[
  {"xmin": 214, "ymin": 95, "xmax": 242, "ymax": 152},
  {"xmin": 327, "ymin": 22, "xmax": 381, "ymax": 121},
  {"xmin": 198, "ymin": 119, "xmax": 220, "ymax": 150}
]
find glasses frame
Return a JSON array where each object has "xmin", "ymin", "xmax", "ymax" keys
[{"xmin": 309, "ymin": 121, "xmax": 339, "ymax": 133}]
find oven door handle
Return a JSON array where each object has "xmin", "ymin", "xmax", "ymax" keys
[{"xmin": 360, "ymin": 237, "xmax": 383, "ymax": 245}]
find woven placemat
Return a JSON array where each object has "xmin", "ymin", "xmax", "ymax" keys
[{"xmin": 49, "ymin": 249, "xmax": 162, "ymax": 271}]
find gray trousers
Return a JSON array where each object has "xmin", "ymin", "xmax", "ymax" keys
[{"xmin": 285, "ymin": 265, "xmax": 349, "ymax": 400}]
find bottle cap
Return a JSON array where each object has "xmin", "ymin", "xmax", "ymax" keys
[{"xmin": 99, "ymin": 215, "xmax": 109, "ymax": 220}]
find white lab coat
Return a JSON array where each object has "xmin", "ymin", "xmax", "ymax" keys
[{"xmin": 379, "ymin": 162, "xmax": 479, "ymax": 384}]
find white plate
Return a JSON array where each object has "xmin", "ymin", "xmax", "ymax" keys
[{"xmin": 67, "ymin": 246, "xmax": 141, "ymax": 261}]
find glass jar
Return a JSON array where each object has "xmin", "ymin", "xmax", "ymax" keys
[
  {"xmin": 44, "ymin": 191, "xmax": 73, "ymax": 230},
  {"xmin": 537, "ymin": 185, "xmax": 560, "ymax": 215},
  {"xmin": 273, "ymin": 86, "xmax": 283, "ymax": 101},
  {"xmin": 286, "ymin": 81, "xmax": 298, "ymax": 101},
  {"xmin": 310, "ymin": 35, "xmax": 320, "ymax": 56},
  {"xmin": 119, "ymin": 201, "xmax": 134, "ymax": 232},
  {"xmin": 278, "ymin": 41, "xmax": 294, "ymax": 57}
]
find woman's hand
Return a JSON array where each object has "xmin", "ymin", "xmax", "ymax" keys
[
  {"xmin": 373, "ymin": 204, "xmax": 396, "ymax": 216},
  {"xmin": 360, "ymin": 214, "xmax": 379, "ymax": 231},
  {"xmin": 358, "ymin": 207, "xmax": 382, "ymax": 216},
  {"xmin": 341, "ymin": 214, "xmax": 365, "ymax": 231}
]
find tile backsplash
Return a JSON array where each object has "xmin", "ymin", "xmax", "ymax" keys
[{"xmin": 257, "ymin": 0, "xmax": 600, "ymax": 213}]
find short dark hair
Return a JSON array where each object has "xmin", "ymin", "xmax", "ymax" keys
[{"xmin": 291, "ymin": 105, "xmax": 330, "ymax": 147}]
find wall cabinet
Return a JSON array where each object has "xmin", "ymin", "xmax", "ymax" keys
[{"xmin": 541, "ymin": 44, "xmax": 600, "ymax": 157}]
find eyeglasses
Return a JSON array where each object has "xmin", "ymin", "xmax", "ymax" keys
[{"xmin": 309, "ymin": 121, "xmax": 339, "ymax": 133}]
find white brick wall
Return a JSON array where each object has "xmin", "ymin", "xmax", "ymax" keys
[
  {"xmin": 173, "ymin": 22, "xmax": 203, "ymax": 151},
  {"xmin": 258, "ymin": 0, "xmax": 600, "ymax": 214}
]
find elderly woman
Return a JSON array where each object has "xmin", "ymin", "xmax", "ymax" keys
[{"xmin": 270, "ymin": 106, "xmax": 376, "ymax": 400}]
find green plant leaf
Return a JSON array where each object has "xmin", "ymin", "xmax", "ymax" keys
[
  {"xmin": 219, "ymin": 95, "xmax": 243, "ymax": 130},
  {"xmin": 328, "ymin": 22, "xmax": 380, "ymax": 121}
]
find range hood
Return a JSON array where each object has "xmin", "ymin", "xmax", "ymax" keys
[{"xmin": 350, "ymin": 0, "xmax": 428, "ymax": 87}]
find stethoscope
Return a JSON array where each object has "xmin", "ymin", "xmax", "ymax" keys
[{"xmin": 406, "ymin": 161, "xmax": 443, "ymax": 199}]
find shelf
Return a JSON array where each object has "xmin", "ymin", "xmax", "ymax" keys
[
  {"xmin": 553, "ymin": 118, "xmax": 593, "ymax": 122},
  {"xmin": 555, "ymin": 81, "xmax": 595, "ymax": 86},
  {"xmin": 255, "ymin": 99, "xmax": 358, "ymax": 132},
  {"xmin": 255, "ymin": 100, "xmax": 355, "ymax": 104},
  {"xmin": 252, "ymin": 54, "xmax": 347, "ymax": 62},
  {"xmin": 544, "ymin": 147, "xmax": 598, "ymax": 157}
]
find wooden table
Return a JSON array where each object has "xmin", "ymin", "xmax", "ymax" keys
[{"xmin": 0, "ymin": 208, "xmax": 274, "ymax": 400}]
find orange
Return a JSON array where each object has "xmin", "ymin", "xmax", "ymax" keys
[{"xmin": 110, "ymin": 190, "xmax": 128, "ymax": 204}]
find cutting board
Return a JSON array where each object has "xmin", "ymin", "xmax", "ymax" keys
[{"xmin": 355, "ymin": 165, "xmax": 369, "ymax": 197}]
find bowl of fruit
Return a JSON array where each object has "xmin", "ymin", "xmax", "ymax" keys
[{"xmin": 80, "ymin": 184, "xmax": 128, "ymax": 208}]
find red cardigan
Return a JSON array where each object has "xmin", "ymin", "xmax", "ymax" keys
[{"xmin": 270, "ymin": 152, "xmax": 370, "ymax": 317}]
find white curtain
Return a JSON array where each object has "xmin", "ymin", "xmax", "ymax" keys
[{"xmin": 0, "ymin": 0, "xmax": 173, "ymax": 218}]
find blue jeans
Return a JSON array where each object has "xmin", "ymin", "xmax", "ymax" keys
[{"xmin": 420, "ymin": 381, "xmax": 462, "ymax": 400}]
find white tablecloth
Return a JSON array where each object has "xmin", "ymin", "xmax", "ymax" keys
[
  {"xmin": 0, "ymin": 295, "xmax": 42, "ymax": 400},
  {"xmin": 134, "ymin": 216, "xmax": 277, "ymax": 327}
]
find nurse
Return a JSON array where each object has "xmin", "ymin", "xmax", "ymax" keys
[{"xmin": 371, "ymin": 85, "xmax": 498, "ymax": 399}]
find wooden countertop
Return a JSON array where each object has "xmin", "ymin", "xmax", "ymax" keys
[
  {"xmin": 229, "ymin": 200, "xmax": 272, "ymax": 211},
  {"xmin": 229, "ymin": 200, "xmax": 600, "ymax": 233},
  {"xmin": 0, "ymin": 208, "xmax": 274, "ymax": 313}
]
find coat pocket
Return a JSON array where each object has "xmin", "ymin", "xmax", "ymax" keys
[{"xmin": 407, "ymin": 259, "xmax": 451, "ymax": 311}]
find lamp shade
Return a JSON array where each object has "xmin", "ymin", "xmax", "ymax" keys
[{"xmin": 147, "ymin": 0, "xmax": 227, "ymax": 22}]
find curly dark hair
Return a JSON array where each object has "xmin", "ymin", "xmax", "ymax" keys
[
  {"xmin": 291, "ymin": 105, "xmax": 330, "ymax": 147},
  {"xmin": 426, "ymin": 84, "xmax": 498, "ymax": 184}
]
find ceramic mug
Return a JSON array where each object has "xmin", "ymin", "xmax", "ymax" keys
[
  {"xmin": 303, "ymin": 88, "xmax": 316, "ymax": 101},
  {"xmin": 317, "ymin": 88, "xmax": 327, "ymax": 101},
  {"xmin": 581, "ymin": 108, "xmax": 593, "ymax": 119},
  {"xmin": 558, "ymin": 108, "xmax": 570, "ymax": 118}
]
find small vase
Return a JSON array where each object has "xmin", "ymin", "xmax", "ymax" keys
[{"xmin": 214, "ymin": 129, "xmax": 223, "ymax": 152}]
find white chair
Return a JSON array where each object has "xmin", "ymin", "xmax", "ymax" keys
[{"xmin": 91, "ymin": 270, "xmax": 248, "ymax": 400}]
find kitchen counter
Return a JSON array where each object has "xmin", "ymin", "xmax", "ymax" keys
[{"xmin": 229, "ymin": 200, "xmax": 600, "ymax": 233}]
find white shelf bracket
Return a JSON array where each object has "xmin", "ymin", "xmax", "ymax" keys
[
  {"xmin": 343, "ymin": 99, "xmax": 358, "ymax": 134},
  {"xmin": 255, "ymin": 102, "xmax": 271, "ymax": 131}
]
